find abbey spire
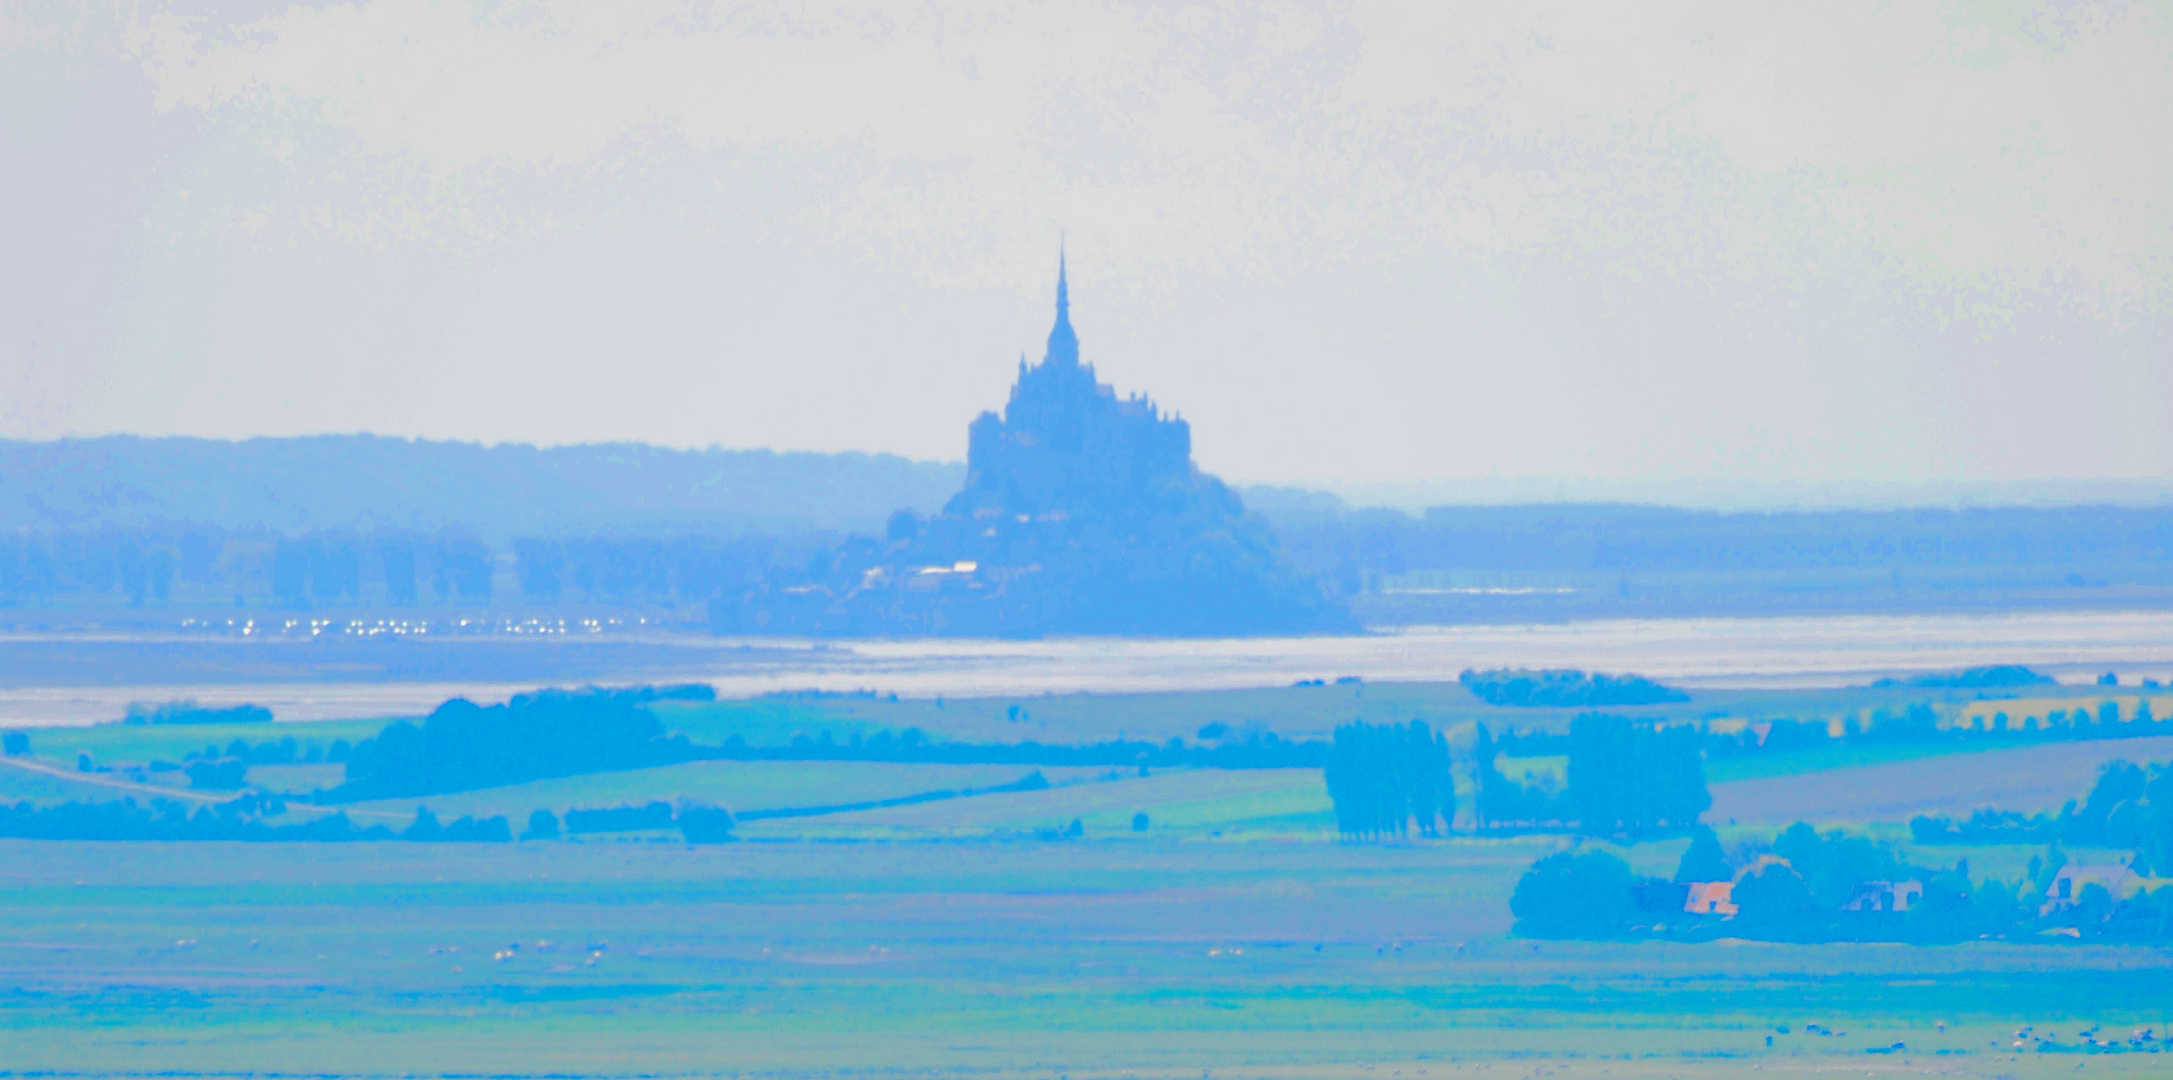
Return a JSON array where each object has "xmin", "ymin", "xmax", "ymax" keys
[{"xmin": 1045, "ymin": 247, "xmax": 1079, "ymax": 366}]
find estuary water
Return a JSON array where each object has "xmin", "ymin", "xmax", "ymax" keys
[
  {"xmin": 3, "ymin": 609, "xmax": 2171, "ymax": 727},
  {"xmin": 719, "ymin": 609, "xmax": 2173, "ymax": 697}
]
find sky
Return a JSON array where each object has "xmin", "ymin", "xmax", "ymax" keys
[{"xmin": 4, "ymin": 0, "xmax": 2170, "ymax": 508}]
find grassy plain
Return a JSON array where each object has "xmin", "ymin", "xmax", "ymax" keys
[
  {"xmin": 7, "ymin": 680, "xmax": 2173, "ymax": 1076},
  {"xmin": 346, "ymin": 760, "xmax": 1121, "ymax": 823},
  {"xmin": 3, "ymin": 834, "xmax": 2169, "ymax": 1078},
  {"xmin": 1706, "ymin": 736, "xmax": 2173, "ymax": 826}
]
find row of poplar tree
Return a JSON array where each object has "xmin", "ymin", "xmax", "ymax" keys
[
  {"xmin": 1324, "ymin": 721, "xmax": 1456, "ymax": 839},
  {"xmin": 1324, "ymin": 715, "xmax": 1710, "ymax": 839}
]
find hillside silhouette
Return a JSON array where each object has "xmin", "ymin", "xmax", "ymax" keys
[{"xmin": 0, "ymin": 436, "xmax": 959, "ymax": 537}]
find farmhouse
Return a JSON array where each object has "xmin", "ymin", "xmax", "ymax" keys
[
  {"xmin": 1683, "ymin": 881, "xmax": 1737, "ymax": 916},
  {"xmin": 2041, "ymin": 863, "xmax": 2134, "ymax": 916},
  {"xmin": 1841, "ymin": 880, "xmax": 1924, "ymax": 913}
]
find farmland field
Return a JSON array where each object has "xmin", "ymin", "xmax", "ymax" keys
[
  {"xmin": 344, "ymin": 760, "xmax": 1122, "ymax": 823},
  {"xmin": 6, "ymin": 669, "xmax": 2173, "ymax": 1077},
  {"xmin": 3, "ymin": 834, "xmax": 2170, "ymax": 1078},
  {"xmin": 1706, "ymin": 735, "xmax": 2173, "ymax": 825}
]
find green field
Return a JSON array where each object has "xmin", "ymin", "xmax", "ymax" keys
[
  {"xmin": 5, "ymin": 680, "xmax": 2173, "ymax": 1077},
  {"xmin": 346, "ymin": 760, "xmax": 1121, "ymax": 824},
  {"xmin": 3, "ymin": 833, "xmax": 2169, "ymax": 1078}
]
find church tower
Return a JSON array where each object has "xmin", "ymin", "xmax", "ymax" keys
[{"xmin": 1045, "ymin": 248, "xmax": 1079, "ymax": 367}]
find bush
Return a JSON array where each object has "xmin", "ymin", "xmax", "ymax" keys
[
  {"xmin": 1510, "ymin": 849, "xmax": 1637, "ymax": 938},
  {"xmin": 185, "ymin": 758, "xmax": 248, "ymax": 790},
  {"xmin": 1732, "ymin": 862, "xmax": 1820, "ymax": 938},
  {"xmin": 522, "ymin": 809, "xmax": 560, "ymax": 841},
  {"xmin": 677, "ymin": 803, "xmax": 737, "ymax": 844},
  {"xmin": 404, "ymin": 808, "xmax": 443, "ymax": 842}
]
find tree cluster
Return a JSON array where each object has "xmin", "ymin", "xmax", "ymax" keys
[
  {"xmin": 1704, "ymin": 696, "xmax": 2167, "ymax": 760},
  {"xmin": 554, "ymin": 800, "xmax": 736, "ymax": 843},
  {"xmin": 564, "ymin": 802, "xmax": 675, "ymax": 834},
  {"xmin": 176, "ymin": 680, "xmax": 1333, "ymax": 807},
  {"xmin": 327, "ymin": 686, "xmax": 698, "ymax": 802},
  {"xmin": 185, "ymin": 758, "xmax": 248, "ymax": 789},
  {"xmin": 1565, "ymin": 714, "xmax": 1710, "ymax": 836},
  {"xmin": 1470, "ymin": 717, "xmax": 1709, "ymax": 836},
  {"xmin": 1913, "ymin": 758, "xmax": 2173, "ymax": 874},
  {"xmin": 1473, "ymin": 690, "xmax": 2171, "ymax": 785},
  {"xmin": 184, "ymin": 735, "xmax": 323, "ymax": 765},
  {"xmin": 1322, "ymin": 720, "xmax": 1454, "ymax": 839},
  {"xmin": 0, "ymin": 798, "xmax": 508, "ymax": 843},
  {"xmin": 1871, "ymin": 665, "xmax": 2056, "ymax": 689},
  {"xmin": 1472, "ymin": 724, "xmax": 1573, "ymax": 829},
  {"xmin": 1508, "ymin": 821, "xmax": 2173, "ymax": 945},
  {"xmin": 124, "ymin": 700, "xmax": 272, "ymax": 725},
  {"xmin": 1458, "ymin": 668, "xmax": 1687, "ymax": 707}
]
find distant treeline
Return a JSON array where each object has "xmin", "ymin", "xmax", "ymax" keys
[
  {"xmin": 1278, "ymin": 503, "xmax": 2173, "ymax": 589},
  {"xmin": 1270, "ymin": 503, "xmax": 2173, "ymax": 621},
  {"xmin": 1484, "ymin": 680, "xmax": 2166, "ymax": 762},
  {"xmin": 124, "ymin": 700, "xmax": 271, "ymax": 725},
  {"xmin": 1458, "ymin": 668, "xmax": 1687, "ymax": 707},
  {"xmin": 0, "ymin": 436, "xmax": 959, "ymax": 537},
  {"xmin": 1871, "ymin": 664, "xmax": 2055, "ymax": 689},
  {"xmin": 0, "ymin": 798, "xmax": 510, "ymax": 843},
  {"xmin": 0, "ymin": 791, "xmax": 750, "ymax": 845},
  {"xmin": 0, "ymin": 527, "xmax": 832, "ymax": 612},
  {"xmin": 15, "ymin": 495, "xmax": 2173, "ymax": 624},
  {"xmin": 546, "ymin": 801, "xmax": 737, "ymax": 844},
  {"xmin": 1317, "ymin": 715, "xmax": 1710, "ymax": 840},
  {"xmin": 289, "ymin": 684, "xmax": 1328, "ymax": 805},
  {"xmin": 1912, "ymin": 758, "xmax": 2173, "ymax": 873},
  {"xmin": 1471, "ymin": 717, "xmax": 1710, "ymax": 835}
]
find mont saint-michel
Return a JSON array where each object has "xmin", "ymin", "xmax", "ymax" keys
[{"xmin": 709, "ymin": 256, "xmax": 1350, "ymax": 638}]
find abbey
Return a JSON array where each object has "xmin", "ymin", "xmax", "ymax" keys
[
  {"xmin": 946, "ymin": 254, "xmax": 1194, "ymax": 521},
  {"xmin": 713, "ymin": 255, "xmax": 1349, "ymax": 638}
]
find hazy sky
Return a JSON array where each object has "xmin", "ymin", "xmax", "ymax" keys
[{"xmin": 5, "ymin": 1, "xmax": 2169, "ymax": 505}]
